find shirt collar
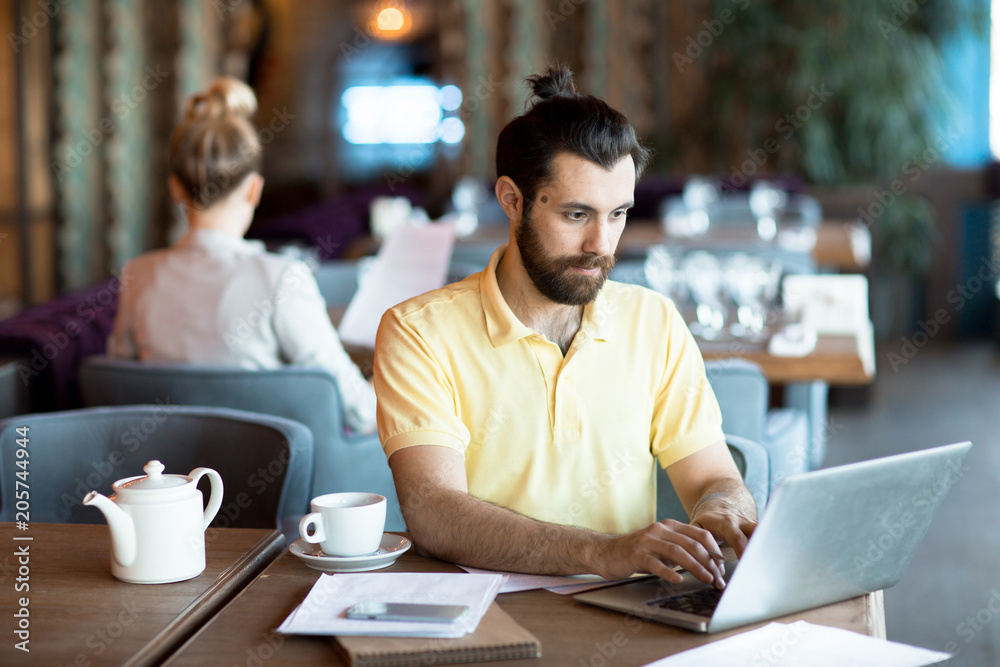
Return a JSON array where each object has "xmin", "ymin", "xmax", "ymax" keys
[
  {"xmin": 480, "ymin": 244, "xmax": 617, "ymax": 347},
  {"xmin": 175, "ymin": 228, "xmax": 265, "ymax": 255}
]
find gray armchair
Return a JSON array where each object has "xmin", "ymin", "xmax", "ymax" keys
[
  {"xmin": 78, "ymin": 357, "xmax": 405, "ymax": 530},
  {"xmin": 705, "ymin": 358, "xmax": 811, "ymax": 493},
  {"xmin": 0, "ymin": 405, "xmax": 313, "ymax": 530}
]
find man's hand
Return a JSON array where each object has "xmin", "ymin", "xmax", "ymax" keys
[
  {"xmin": 688, "ymin": 489, "xmax": 758, "ymax": 558},
  {"xmin": 666, "ymin": 441, "xmax": 759, "ymax": 558},
  {"xmin": 590, "ymin": 519, "xmax": 727, "ymax": 588}
]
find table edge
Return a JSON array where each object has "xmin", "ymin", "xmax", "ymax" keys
[{"xmin": 866, "ymin": 590, "xmax": 887, "ymax": 640}]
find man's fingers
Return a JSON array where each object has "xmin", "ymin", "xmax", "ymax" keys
[
  {"xmin": 642, "ymin": 527, "xmax": 724, "ymax": 586},
  {"xmin": 641, "ymin": 556, "xmax": 685, "ymax": 584},
  {"xmin": 669, "ymin": 520, "xmax": 727, "ymax": 561},
  {"xmin": 657, "ymin": 521, "xmax": 726, "ymax": 580}
]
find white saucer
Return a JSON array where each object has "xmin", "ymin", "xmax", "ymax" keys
[{"xmin": 289, "ymin": 533, "xmax": 411, "ymax": 573}]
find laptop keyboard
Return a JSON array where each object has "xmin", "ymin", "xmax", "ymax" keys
[{"xmin": 650, "ymin": 587, "xmax": 724, "ymax": 617}]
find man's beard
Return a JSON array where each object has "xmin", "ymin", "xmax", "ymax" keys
[{"xmin": 515, "ymin": 213, "xmax": 616, "ymax": 306}]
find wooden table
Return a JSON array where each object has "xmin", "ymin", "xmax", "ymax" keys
[
  {"xmin": 165, "ymin": 536, "xmax": 886, "ymax": 666},
  {"xmin": 0, "ymin": 522, "xmax": 284, "ymax": 666},
  {"xmin": 700, "ymin": 330, "xmax": 875, "ymax": 385}
]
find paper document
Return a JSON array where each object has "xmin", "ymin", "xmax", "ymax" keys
[
  {"xmin": 277, "ymin": 572, "xmax": 502, "ymax": 639},
  {"xmin": 337, "ymin": 223, "xmax": 455, "ymax": 347},
  {"xmin": 458, "ymin": 565, "xmax": 650, "ymax": 595},
  {"xmin": 641, "ymin": 621, "xmax": 952, "ymax": 667}
]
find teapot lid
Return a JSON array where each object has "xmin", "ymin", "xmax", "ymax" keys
[{"xmin": 117, "ymin": 461, "xmax": 190, "ymax": 490}]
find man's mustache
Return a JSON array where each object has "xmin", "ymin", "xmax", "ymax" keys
[{"xmin": 563, "ymin": 255, "xmax": 615, "ymax": 271}]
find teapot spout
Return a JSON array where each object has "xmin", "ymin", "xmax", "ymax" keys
[{"xmin": 83, "ymin": 491, "xmax": 136, "ymax": 568}]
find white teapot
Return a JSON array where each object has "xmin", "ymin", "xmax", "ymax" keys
[{"xmin": 83, "ymin": 460, "xmax": 223, "ymax": 584}]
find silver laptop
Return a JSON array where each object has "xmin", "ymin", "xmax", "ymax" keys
[{"xmin": 575, "ymin": 441, "xmax": 971, "ymax": 633}]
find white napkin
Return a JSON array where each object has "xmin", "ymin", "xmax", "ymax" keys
[
  {"xmin": 767, "ymin": 322, "xmax": 818, "ymax": 357},
  {"xmin": 276, "ymin": 572, "xmax": 503, "ymax": 638}
]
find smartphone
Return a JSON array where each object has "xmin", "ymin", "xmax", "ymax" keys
[{"xmin": 345, "ymin": 601, "xmax": 470, "ymax": 623}]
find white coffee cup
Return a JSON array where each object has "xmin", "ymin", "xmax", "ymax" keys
[{"xmin": 298, "ymin": 492, "xmax": 386, "ymax": 557}]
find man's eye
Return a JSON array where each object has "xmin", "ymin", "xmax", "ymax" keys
[
  {"xmin": 567, "ymin": 211, "xmax": 586, "ymax": 221},
  {"xmin": 611, "ymin": 209, "xmax": 628, "ymax": 221}
]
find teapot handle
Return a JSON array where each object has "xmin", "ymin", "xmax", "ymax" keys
[{"xmin": 190, "ymin": 468, "xmax": 224, "ymax": 531}]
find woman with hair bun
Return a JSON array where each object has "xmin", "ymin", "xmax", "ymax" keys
[{"xmin": 109, "ymin": 77, "xmax": 376, "ymax": 433}]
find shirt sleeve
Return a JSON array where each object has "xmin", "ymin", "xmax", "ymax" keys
[
  {"xmin": 650, "ymin": 300, "xmax": 726, "ymax": 470},
  {"xmin": 270, "ymin": 260, "xmax": 377, "ymax": 434},
  {"xmin": 373, "ymin": 307, "xmax": 470, "ymax": 459}
]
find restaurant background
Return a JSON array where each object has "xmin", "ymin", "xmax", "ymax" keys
[{"xmin": 1, "ymin": 0, "xmax": 998, "ymax": 664}]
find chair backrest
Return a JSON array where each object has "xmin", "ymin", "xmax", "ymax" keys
[
  {"xmin": 0, "ymin": 405, "xmax": 313, "ymax": 530},
  {"xmin": 0, "ymin": 358, "xmax": 31, "ymax": 421},
  {"xmin": 656, "ymin": 434, "xmax": 770, "ymax": 522},
  {"xmin": 704, "ymin": 358, "xmax": 769, "ymax": 444},
  {"xmin": 78, "ymin": 357, "xmax": 405, "ymax": 530}
]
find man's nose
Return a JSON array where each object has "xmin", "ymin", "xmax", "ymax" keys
[{"xmin": 583, "ymin": 221, "xmax": 612, "ymax": 256}]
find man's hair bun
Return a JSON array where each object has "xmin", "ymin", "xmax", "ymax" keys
[{"xmin": 526, "ymin": 64, "xmax": 578, "ymax": 104}]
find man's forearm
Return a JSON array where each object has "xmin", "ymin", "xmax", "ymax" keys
[
  {"xmin": 689, "ymin": 478, "xmax": 757, "ymax": 521},
  {"xmin": 401, "ymin": 483, "xmax": 612, "ymax": 576}
]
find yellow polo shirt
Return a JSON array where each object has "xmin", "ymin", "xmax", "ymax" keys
[{"xmin": 374, "ymin": 246, "xmax": 724, "ymax": 534}]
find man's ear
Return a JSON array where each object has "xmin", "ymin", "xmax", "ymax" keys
[{"xmin": 495, "ymin": 176, "xmax": 524, "ymax": 223}]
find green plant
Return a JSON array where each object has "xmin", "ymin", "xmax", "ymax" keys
[{"xmin": 667, "ymin": 0, "xmax": 986, "ymax": 336}]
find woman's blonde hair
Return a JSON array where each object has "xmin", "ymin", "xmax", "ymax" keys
[{"xmin": 169, "ymin": 77, "xmax": 262, "ymax": 208}]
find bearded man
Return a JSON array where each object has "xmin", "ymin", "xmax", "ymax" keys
[{"xmin": 373, "ymin": 66, "xmax": 756, "ymax": 588}]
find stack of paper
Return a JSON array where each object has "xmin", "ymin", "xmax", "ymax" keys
[
  {"xmin": 277, "ymin": 572, "xmax": 503, "ymax": 639},
  {"xmin": 458, "ymin": 565, "xmax": 654, "ymax": 595},
  {"xmin": 642, "ymin": 621, "xmax": 952, "ymax": 666}
]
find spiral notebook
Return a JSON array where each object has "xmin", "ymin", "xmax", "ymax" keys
[{"xmin": 333, "ymin": 603, "xmax": 541, "ymax": 667}]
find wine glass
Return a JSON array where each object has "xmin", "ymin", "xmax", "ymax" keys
[
  {"xmin": 681, "ymin": 251, "xmax": 725, "ymax": 339},
  {"xmin": 680, "ymin": 177, "xmax": 719, "ymax": 237},
  {"xmin": 723, "ymin": 253, "xmax": 771, "ymax": 339},
  {"xmin": 644, "ymin": 245, "xmax": 683, "ymax": 302},
  {"xmin": 749, "ymin": 181, "xmax": 787, "ymax": 242}
]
